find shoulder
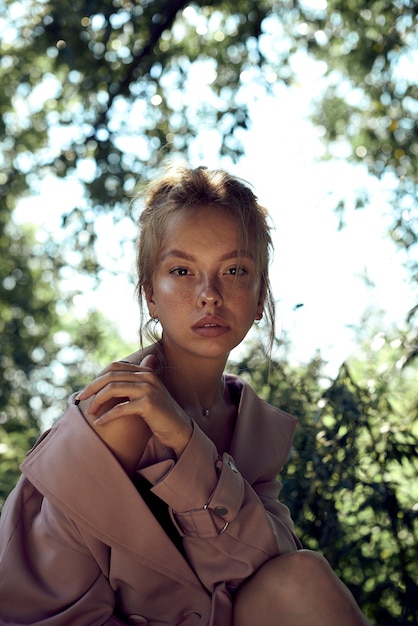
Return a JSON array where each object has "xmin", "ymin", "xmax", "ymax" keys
[
  {"xmin": 20, "ymin": 396, "xmax": 129, "ymax": 507},
  {"xmin": 18, "ymin": 398, "xmax": 144, "ymax": 542}
]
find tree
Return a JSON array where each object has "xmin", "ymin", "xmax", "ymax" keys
[
  {"xmin": 1, "ymin": 1, "xmax": 415, "ymax": 265},
  {"xmin": 295, "ymin": 0, "xmax": 418, "ymax": 309}
]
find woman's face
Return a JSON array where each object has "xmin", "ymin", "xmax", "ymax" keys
[{"xmin": 145, "ymin": 205, "xmax": 265, "ymax": 363}]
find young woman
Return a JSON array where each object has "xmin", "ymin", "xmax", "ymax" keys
[{"xmin": 0, "ymin": 165, "xmax": 371, "ymax": 625}]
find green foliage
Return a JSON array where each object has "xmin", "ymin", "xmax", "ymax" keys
[
  {"xmin": 301, "ymin": 0, "xmax": 418, "ymax": 257},
  {"xmin": 230, "ymin": 340, "xmax": 418, "ymax": 625},
  {"xmin": 1, "ymin": 1, "xmax": 415, "ymax": 236},
  {"xmin": 0, "ymin": 0, "xmax": 265, "ymax": 216}
]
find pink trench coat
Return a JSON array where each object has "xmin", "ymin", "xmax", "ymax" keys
[{"xmin": 0, "ymin": 371, "xmax": 301, "ymax": 626}]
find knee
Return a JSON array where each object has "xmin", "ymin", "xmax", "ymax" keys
[
  {"xmin": 273, "ymin": 548, "xmax": 332, "ymax": 579},
  {"xmin": 236, "ymin": 550, "xmax": 333, "ymax": 607},
  {"xmin": 261, "ymin": 550, "xmax": 331, "ymax": 594},
  {"xmin": 234, "ymin": 550, "xmax": 370, "ymax": 626}
]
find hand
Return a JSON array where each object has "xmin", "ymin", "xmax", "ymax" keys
[{"xmin": 75, "ymin": 355, "xmax": 193, "ymax": 473}]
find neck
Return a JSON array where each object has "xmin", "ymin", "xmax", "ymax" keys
[{"xmin": 156, "ymin": 342, "xmax": 228, "ymax": 416}]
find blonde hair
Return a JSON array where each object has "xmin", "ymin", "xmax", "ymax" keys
[{"xmin": 135, "ymin": 163, "xmax": 275, "ymax": 350}]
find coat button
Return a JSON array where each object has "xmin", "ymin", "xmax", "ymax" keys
[
  {"xmin": 227, "ymin": 460, "xmax": 238, "ymax": 472},
  {"xmin": 128, "ymin": 616, "xmax": 149, "ymax": 625},
  {"xmin": 213, "ymin": 505, "xmax": 228, "ymax": 517}
]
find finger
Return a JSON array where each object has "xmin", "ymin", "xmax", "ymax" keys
[
  {"xmin": 86, "ymin": 383, "xmax": 133, "ymax": 416},
  {"xmin": 76, "ymin": 362, "xmax": 143, "ymax": 401},
  {"xmin": 102, "ymin": 360, "xmax": 142, "ymax": 374},
  {"xmin": 75, "ymin": 354, "xmax": 157, "ymax": 404},
  {"xmin": 86, "ymin": 368, "xmax": 158, "ymax": 413},
  {"xmin": 92, "ymin": 399, "xmax": 137, "ymax": 425}
]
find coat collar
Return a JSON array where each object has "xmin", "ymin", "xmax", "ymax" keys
[{"xmin": 225, "ymin": 374, "xmax": 297, "ymax": 478}]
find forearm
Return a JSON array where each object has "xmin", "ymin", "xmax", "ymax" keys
[{"xmin": 139, "ymin": 425, "xmax": 299, "ymax": 592}]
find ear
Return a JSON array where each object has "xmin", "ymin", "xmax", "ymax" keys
[
  {"xmin": 255, "ymin": 283, "xmax": 266, "ymax": 320},
  {"xmin": 255, "ymin": 307, "xmax": 264, "ymax": 321},
  {"xmin": 255, "ymin": 297, "xmax": 265, "ymax": 321},
  {"xmin": 144, "ymin": 283, "xmax": 158, "ymax": 319}
]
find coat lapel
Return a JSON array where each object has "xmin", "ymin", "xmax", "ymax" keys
[{"xmin": 226, "ymin": 375, "xmax": 298, "ymax": 481}]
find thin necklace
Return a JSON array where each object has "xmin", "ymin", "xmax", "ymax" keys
[{"xmin": 200, "ymin": 377, "xmax": 226, "ymax": 417}]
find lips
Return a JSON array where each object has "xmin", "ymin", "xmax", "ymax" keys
[
  {"xmin": 192, "ymin": 316, "xmax": 229, "ymax": 329},
  {"xmin": 192, "ymin": 316, "xmax": 230, "ymax": 336}
]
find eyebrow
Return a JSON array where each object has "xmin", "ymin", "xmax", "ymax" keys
[{"xmin": 160, "ymin": 249, "xmax": 255, "ymax": 262}]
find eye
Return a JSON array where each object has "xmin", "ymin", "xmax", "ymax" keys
[
  {"xmin": 169, "ymin": 267, "xmax": 190, "ymax": 276},
  {"xmin": 226, "ymin": 266, "xmax": 248, "ymax": 276}
]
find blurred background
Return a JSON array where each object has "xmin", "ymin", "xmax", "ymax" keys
[{"xmin": 0, "ymin": 1, "xmax": 417, "ymax": 623}]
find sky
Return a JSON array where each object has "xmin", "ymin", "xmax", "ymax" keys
[
  {"xmin": 14, "ymin": 53, "xmax": 415, "ymax": 377},
  {"xmin": 230, "ymin": 92, "xmax": 414, "ymax": 371}
]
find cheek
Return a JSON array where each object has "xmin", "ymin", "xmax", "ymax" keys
[
  {"xmin": 153, "ymin": 278, "xmax": 194, "ymax": 309},
  {"xmin": 154, "ymin": 277, "xmax": 174, "ymax": 298},
  {"xmin": 231, "ymin": 284, "xmax": 261, "ymax": 311}
]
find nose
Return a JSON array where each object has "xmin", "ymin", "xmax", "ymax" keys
[{"xmin": 197, "ymin": 277, "xmax": 223, "ymax": 308}]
